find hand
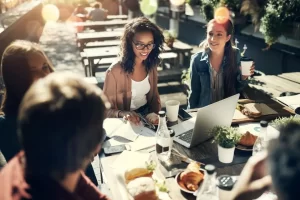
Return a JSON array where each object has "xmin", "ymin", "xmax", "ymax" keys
[
  {"xmin": 120, "ymin": 111, "xmax": 141, "ymax": 126},
  {"xmin": 241, "ymin": 62, "xmax": 255, "ymax": 80},
  {"xmin": 230, "ymin": 152, "xmax": 272, "ymax": 200}
]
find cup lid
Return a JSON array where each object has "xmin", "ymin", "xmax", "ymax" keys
[{"xmin": 240, "ymin": 57, "xmax": 253, "ymax": 61}]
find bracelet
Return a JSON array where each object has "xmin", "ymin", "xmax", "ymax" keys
[{"xmin": 117, "ymin": 110, "xmax": 122, "ymax": 118}]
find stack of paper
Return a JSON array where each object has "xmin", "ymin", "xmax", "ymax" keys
[{"xmin": 103, "ymin": 118, "xmax": 156, "ymax": 151}]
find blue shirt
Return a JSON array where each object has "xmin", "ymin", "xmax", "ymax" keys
[{"xmin": 188, "ymin": 48, "xmax": 247, "ymax": 109}]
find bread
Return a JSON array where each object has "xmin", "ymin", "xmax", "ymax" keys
[
  {"xmin": 239, "ymin": 131, "xmax": 257, "ymax": 146},
  {"xmin": 125, "ymin": 168, "xmax": 153, "ymax": 184},
  {"xmin": 241, "ymin": 103, "xmax": 262, "ymax": 118},
  {"xmin": 127, "ymin": 177, "xmax": 158, "ymax": 200},
  {"xmin": 179, "ymin": 162, "xmax": 204, "ymax": 191}
]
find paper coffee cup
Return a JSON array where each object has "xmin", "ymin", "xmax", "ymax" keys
[
  {"xmin": 240, "ymin": 57, "xmax": 253, "ymax": 76},
  {"xmin": 165, "ymin": 100, "xmax": 180, "ymax": 122}
]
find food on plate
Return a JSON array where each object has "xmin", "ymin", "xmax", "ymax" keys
[
  {"xmin": 125, "ymin": 161, "xmax": 156, "ymax": 184},
  {"xmin": 125, "ymin": 168, "xmax": 154, "ymax": 184},
  {"xmin": 241, "ymin": 103, "xmax": 262, "ymax": 118},
  {"xmin": 239, "ymin": 131, "xmax": 257, "ymax": 146},
  {"xmin": 127, "ymin": 177, "xmax": 158, "ymax": 200},
  {"xmin": 179, "ymin": 162, "xmax": 204, "ymax": 191},
  {"xmin": 146, "ymin": 113, "xmax": 159, "ymax": 125}
]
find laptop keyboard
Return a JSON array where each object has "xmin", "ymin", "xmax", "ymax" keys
[{"xmin": 177, "ymin": 129, "xmax": 193, "ymax": 144}]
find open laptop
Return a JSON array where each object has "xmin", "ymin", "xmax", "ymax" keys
[{"xmin": 172, "ymin": 94, "xmax": 240, "ymax": 148}]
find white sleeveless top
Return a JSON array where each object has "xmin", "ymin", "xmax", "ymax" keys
[{"xmin": 130, "ymin": 75, "xmax": 150, "ymax": 110}]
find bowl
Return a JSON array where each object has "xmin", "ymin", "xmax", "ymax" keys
[{"xmin": 175, "ymin": 169, "xmax": 205, "ymax": 194}]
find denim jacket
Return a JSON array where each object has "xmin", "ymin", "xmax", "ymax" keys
[{"xmin": 188, "ymin": 48, "xmax": 247, "ymax": 109}]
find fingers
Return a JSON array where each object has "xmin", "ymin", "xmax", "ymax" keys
[
  {"xmin": 126, "ymin": 112, "xmax": 141, "ymax": 125},
  {"xmin": 248, "ymin": 175, "xmax": 272, "ymax": 192},
  {"xmin": 237, "ymin": 152, "xmax": 268, "ymax": 186}
]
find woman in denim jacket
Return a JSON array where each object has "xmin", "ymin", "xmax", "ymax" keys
[{"xmin": 188, "ymin": 19, "xmax": 255, "ymax": 109}]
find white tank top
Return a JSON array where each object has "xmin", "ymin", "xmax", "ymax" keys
[{"xmin": 130, "ymin": 75, "xmax": 150, "ymax": 110}]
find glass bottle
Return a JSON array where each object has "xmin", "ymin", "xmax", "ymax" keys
[
  {"xmin": 156, "ymin": 111, "xmax": 171, "ymax": 161},
  {"xmin": 252, "ymin": 120, "xmax": 268, "ymax": 156},
  {"xmin": 196, "ymin": 164, "xmax": 219, "ymax": 200}
]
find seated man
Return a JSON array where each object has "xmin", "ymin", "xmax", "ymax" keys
[
  {"xmin": 230, "ymin": 122, "xmax": 300, "ymax": 200},
  {"xmin": 0, "ymin": 72, "xmax": 110, "ymax": 200},
  {"xmin": 87, "ymin": 3, "xmax": 107, "ymax": 21}
]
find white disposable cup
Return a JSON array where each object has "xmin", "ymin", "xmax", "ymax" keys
[
  {"xmin": 165, "ymin": 100, "xmax": 180, "ymax": 122},
  {"xmin": 241, "ymin": 60, "xmax": 253, "ymax": 76}
]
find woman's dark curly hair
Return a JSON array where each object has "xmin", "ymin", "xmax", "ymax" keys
[{"xmin": 119, "ymin": 17, "xmax": 165, "ymax": 73}]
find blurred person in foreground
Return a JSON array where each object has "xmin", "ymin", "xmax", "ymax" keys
[
  {"xmin": 230, "ymin": 122, "xmax": 300, "ymax": 200},
  {"xmin": 0, "ymin": 72, "xmax": 110, "ymax": 200}
]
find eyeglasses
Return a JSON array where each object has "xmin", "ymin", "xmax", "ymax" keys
[{"xmin": 132, "ymin": 41, "xmax": 156, "ymax": 50}]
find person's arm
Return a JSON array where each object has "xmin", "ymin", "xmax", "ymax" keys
[
  {"xmin": 188, "ymin": 55, "xmax": 201, "ymax": 109},
  {"xmin": 148, "ymin": 67, "xmax": 161, "ymax": 114},
  {"xmin": 76, "ymin": 172, "xmax": 110, "ymax": 200},
  {"xmin": 103, "ymin": 70, "xmax": 121, "ymax": 118},
  {"xmin": 86, "ymin": 10, "xmax": 92, "ymax": 20},
  {"xmin": 229, "ymin": 152, "xmax": 272, "ymax": 200},
  {"xmin": 103, "ymin": 69, "xmax": 140, "ymax": 124}
]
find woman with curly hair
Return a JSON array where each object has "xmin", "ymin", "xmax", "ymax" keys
[{"xmin": 103, "ymin": 17, "xmax": 164, "ymax": 125}]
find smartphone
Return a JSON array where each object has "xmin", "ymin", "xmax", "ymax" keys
[
  {"xmin": 178, "ymin": 108, "xmax": 192, "ymax": 121},
  {"xmin": 103, "ymin": 144, "xmax": 127, "ymax": 156}
]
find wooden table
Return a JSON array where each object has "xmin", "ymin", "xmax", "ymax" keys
[
  {"xmin": 80, "ymin": 40, "xmax": 192, "ymax": 76},
  {"xmin": 249, "ymin": 74, "xmax": 300, "ymax": 97},
  {"xmin": 77, "ymin": 31, "xmax": 123, "ymax": 48},
  {"xmin": 278, "ymin": 72, "xmax": 300, "ymax": 84},
  {"xmin": 107, "ymin": 15, "xmax": 128, "ymax": 20},
  {"xmin": 74, "ymin": 20, "xmax": 129, "ymax": 30},
  {"xmin": 82, "ymin": 46, "xmax": 119, "ymax": 76}
]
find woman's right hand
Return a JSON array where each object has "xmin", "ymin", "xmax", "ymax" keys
[{"xmin": 120, "ymin": 111, "xmax": 141, "ymax": 125}]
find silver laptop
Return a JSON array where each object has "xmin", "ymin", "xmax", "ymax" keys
[{"xmin": 172, "ymin": 94, "xmax": 240, "ymax": 148}]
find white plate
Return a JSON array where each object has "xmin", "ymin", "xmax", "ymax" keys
[{"xmin": 175, "ymin": 169, "xmax": 205, "ymax": 195}]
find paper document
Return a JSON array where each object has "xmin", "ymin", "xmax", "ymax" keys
[
  {"xmin": 238, "ymin": 122, "xmax": 280, "ymax": 139},
  {"xmin": 103, "ymin": 118, "xmax": 156, "ymax": 151},
  {"xmin": 103, "ymin": 118, "xmax": 155, "ymax": 141}
]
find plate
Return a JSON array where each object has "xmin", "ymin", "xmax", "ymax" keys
[
  {"xmin": 235, "ymin": 144, "xmax": 253, "ymax": 151},
  {"xmin": 175, "ymin": 169, "xmax": 205, "ymax": 194}
]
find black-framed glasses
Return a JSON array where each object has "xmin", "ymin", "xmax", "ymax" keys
[{"xmin": 132, "ymin": 41, "xmax": 156, "ymax": 50}]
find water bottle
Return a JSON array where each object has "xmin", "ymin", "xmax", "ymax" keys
[
  {"xmin": 252, "ymin": 120, "xmax": 268, "ymax": 156},
  {"xmin": 196, "ymin": 164, "xmax": 219, "ymax": 200},
  {"xmin": 156, "ymin": 111, "xmax": 171, "ymax": 161}
]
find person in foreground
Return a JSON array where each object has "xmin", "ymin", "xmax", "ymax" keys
[
  {"xmin": 0, "ymin": 72, "xmax": 110, "ymax": 200},
  {"xmin": 230, "ymin": 122, "xmax": 300, "ymax": 200},
  {"xmin": 103, "ymin": 17, "xmax": 163, "ymax": 125},
  {"xmin": 188, "ymin": 19, "xmax": 255, "ymax": 109}
]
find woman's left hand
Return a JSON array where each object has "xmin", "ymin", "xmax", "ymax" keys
[{"xmin": 241, "ymin": 62, "xmax": 255, "ymax": 80}]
